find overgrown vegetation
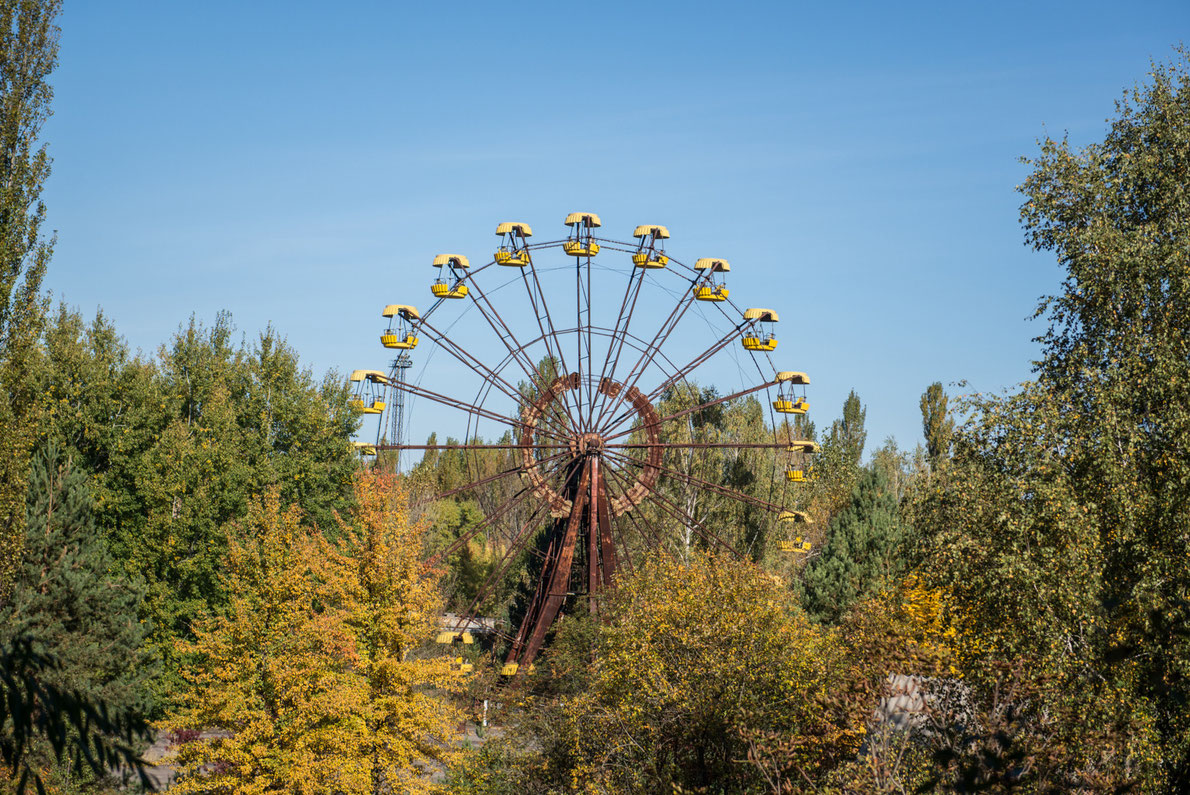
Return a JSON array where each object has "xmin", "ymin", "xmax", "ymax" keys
[{"xmin": 2, "ymin": 7, "xmax": 1189, "ymax": 792}]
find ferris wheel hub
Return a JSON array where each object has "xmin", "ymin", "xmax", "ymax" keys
[{"xmin": 573, "ymin": 432, "xmax": 605, "ymax": 457}]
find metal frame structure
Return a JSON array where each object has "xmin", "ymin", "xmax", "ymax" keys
[{"xmin": 360, "ymin": 213, "xmax": 816, "ymax": 678}]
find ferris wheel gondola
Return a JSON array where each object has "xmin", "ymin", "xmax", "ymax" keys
[
  {"xmin": 431, "ymin": 254, "xmax": 470, "ymax": 299},
  {"xmin": 381, "ymin": 304, "xmax": 419, "ymax": 350}
]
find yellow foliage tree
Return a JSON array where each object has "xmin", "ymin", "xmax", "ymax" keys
[
  {"xmin": 168, "ymin": 472, "xmax": 457, "ymax": 794},
  {"xmin": 528, "ymin": 553, "xmax": 848, "ymax": 793},
  {"xmin": 339, "ymin": 471, "xmax": 459, "ymax": 792}
]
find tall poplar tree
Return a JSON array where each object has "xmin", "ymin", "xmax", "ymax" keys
[
  {"xmin": 0, "ymin": 0, "xmax": 58, "ymax": 599},
  {"xmin": 919, "ymin": 381, "xmax": 952, "ymax": 466}
]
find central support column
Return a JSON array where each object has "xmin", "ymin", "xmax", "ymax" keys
[{"xmin": 506, "ymin": 460, "xmax": 590, "ymax": 674}]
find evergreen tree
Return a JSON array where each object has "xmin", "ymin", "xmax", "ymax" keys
[
  {"xmin": 1, "ymin": 442, "xmax": 155, "ymax": 712},
  {"xmin": 919, "ymin": 381, "xmax": 953, "ymax": 466},
  {"xmin": 1, "ymin": 441, "xmax": 154, "ymax": 791},
  {"xmin": 0, "ymin": 0, "xmax": 59, "ymax": 600},
  {"xmin": 800, "ymin": 466, "xmax": 912, "ymax": 624}
]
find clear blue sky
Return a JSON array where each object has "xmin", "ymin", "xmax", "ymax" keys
[{"xmin": 41, "ymin": 1, "xmax": 1189, "ymax": 456}]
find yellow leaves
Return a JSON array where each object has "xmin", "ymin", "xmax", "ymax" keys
[{"xmin": 167, "ymin": 475, "xmax": 457, "ymax": 793}]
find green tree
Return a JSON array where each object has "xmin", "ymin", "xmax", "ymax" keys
[
  {"xmin": 0, "ymin": 0, "xmax": 59, "ymax": 599},
  {"xmin": 1, "ymin": 442, "xmax": 155, "ymax": 791},
  {"xmin": 800, "ymin": 465, "xmax": 914, "ymax": 624},
  {"xmin": 33, "ymin": 309, "xmax": 359, "ymax": 705},
  {"xmin": 3, "ymin": 442, "xmax": 155, "ymax": 710},
  {"xmin": 836, "ymin": 390, "xmax": 866, "ymax": 465},
  {"xmin": 919, "ymin": 381, "xmax": 953, "ymax": 466},
  {"xmin": 915, "ymin": 50, "xmax": 1190, "ymax": 790}
]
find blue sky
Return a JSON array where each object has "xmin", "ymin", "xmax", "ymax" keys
[{"xmin": 42, "ymin": 1, "xmax": 1189, "ymax": 456}]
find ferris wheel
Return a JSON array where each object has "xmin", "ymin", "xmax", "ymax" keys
[{"xmin": 350, "ymin": 212, "xmax": 818, "ymax": 676}]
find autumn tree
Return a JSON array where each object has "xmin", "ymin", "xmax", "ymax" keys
[
  {"xmin": 492, "ymin": 553, "xmax": 846, "ymax": 793},
  {"xmin": 337, "ymin": 470, "xmax": 459, "ymax": 792},
  {"xmin": 169, "ymin": 475, "xmax": 457, "ymax": 794}
]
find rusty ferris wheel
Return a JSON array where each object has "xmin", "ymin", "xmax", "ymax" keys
[{"xmin": 349, "ymin": 212, "xmax": 819, "ymax": 677}]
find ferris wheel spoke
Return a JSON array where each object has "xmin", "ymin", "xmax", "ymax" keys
[
  {"xmin": 460, "ymin": 269, "xmax": 578, "ymax": 421},
  {"xmin": 442, "ymin": 500, "xmax": 550, "ymax": 640},
  {"xmin": 415, "ymin": 449, "xmax": 571, "ymax": 510},
  {"xmin": 598, "ymin": 462, "xmax": 666, "ymax": 555},
  {"xmin": 600, "ymin": 450, "xmax": 740, "ymax": 556},
  {"xmin": 591, "ymin": 264, "xmax": 649, "ymax": 429},
  {"xmin": 596, "ymin": 320, "xmax": 749, "ymax": 436},
  {"xmin": 415, "ymin": 316, "xmax": 561, "ymax": 416},
  {"xmin": 425, "ymin": 485, "xmax": 542, "ymax": 566},
  {"xmin": 519, "ymin": 254, "xmax": 584, "ymax": 425},
  {"xmin": 379, "ymin": 374, "xmax": 570, "ymax": 445},
  {"xmin": 589, "ymin": 274, "xmax": 702, "ymax": 432},
  {"xmin": 426, "ymin": 452, "xmax": 578, "ymax": 567},
  {"xmin": 604, "ymin": 448, "xmax": 787, "ymax": 515},
  {"xmin": 638, "ymin": 485, "xmax": 741, "ymax": 558},
  {"xmin": 602, "ymin": 378, "xmax": 782, "ymax": 443}
]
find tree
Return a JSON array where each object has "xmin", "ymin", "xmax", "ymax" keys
[
  {"xmin": 33, "ymin": 309, "xmax": 360, "ymax": 704},
  {"xmin": 800, "ymin": 465, "xmax": 914, "ymax": 624},
  {"xmin": 919, "ymin": 382, "xmax": 953, "ymax": 466},
  {"xmin": 830, "ymin": 390, "xmax": 867, "ymax": 469},
  {"xmin": 0, "ymin": 0, "xmax": 59, "ymax": 600},
  {"xmin": 515, "ymin": 553, "xmax": 846, "ymax": 793},
  {"xmin": 2, "ymin": 441, "xmax": 155, "ymax": 710},
  {"xmin": 169, "ymin": 475, "xmax": 457, "ymax": 794},
  {"xmin": 913, "ymin": 49, "xmax": 1190, "ymax": 790},
  {"xmin": 811, "ymin": 390, "xmax": 869, "ymax": 517},
  {"xmin": 338, "ymin": 470, "xmax": 459, "ymax": 793},
  {"xmin": 0, "ymin": 442, "xmax": 154, "ymax": 792}
]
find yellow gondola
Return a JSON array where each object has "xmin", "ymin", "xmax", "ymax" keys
[
  {"xmin": 381, "ymin": 304, "xmax": 420, "ymax": 349},
  {"xmin": 694, "ymin": 258, "xmax": 730, "ymax": 301},
  {"xmin": 632, "ymin": 224, "xmax": 670, "ymax": 268},
  {"xmin": 742, "ymin": 308, "xmax": 778, "ymax": 351},
  {"xmin": 381, "ymin": 333, "xmax": 418, "ymax": 349},
  {"xmin": 779, "ymin": 509, "xmax": 810, "ymax": 523},
  {"xmin": 632, "ymin": 251, "xmax": 668, "ymax": 268},
  {"xmin": 431, "ymin": 254, "xmax": 470, "ymax": 298},
  {"xmin": 349, "ymin": 369, "xmax": 388, "ymax": 415},
  {"xmin": 778, "ymin": 535, "xmax": 812, "ymax": 553},
  {"xmin": 450, "ymin": 657, "xmax": 474, "ymax": 675},
  {"xmin": 693, "ymin": 284, "xmax": 729, "ymax": 301},
  {"xmin": 500, "ymin": 662, "xmax": 536, "ymax": 677},
  {"xmin": 743, "ymin": 335, "xmax": 777, "ymax": 351},
  {"xmin": 788, "ymin": 463, "xmax": 816, "ymax": 483},
  {"xmin": 495, "ymin": 222, "xmax": 533, "ymax": 266},
  {"xmin": 773, "ymin": 371, "xmax": 810, "ymax": 413},
  {"xmin": 431, "ymin": 282, "xmax": 469, "ymax": 298},
  {"xmin": 351, "ymin": 441, "xmax": 377, "ymax": 456},
  {"xmin": 563, "ymin": 211, "xmax": 601, "ymax": 257},
  {"xmin": 435, "ymin": 630, "xmax": 474, "ymax": 645}
]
